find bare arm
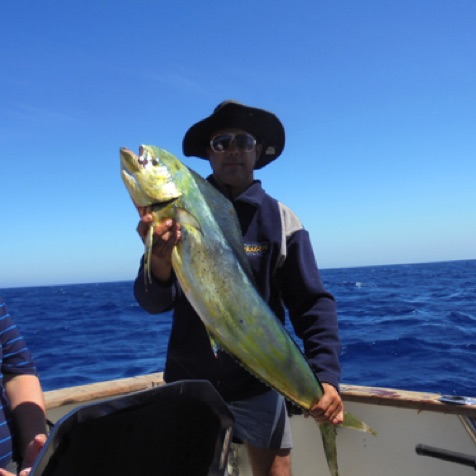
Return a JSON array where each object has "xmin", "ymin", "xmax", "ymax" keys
[{"xmin": 4, "ymin": 374, "xmax": 47, "ymax": 471}]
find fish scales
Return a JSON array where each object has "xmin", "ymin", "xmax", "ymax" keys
[{"xmin": 120, "ymin": 144, "xmax": 375, "ymax": 476}]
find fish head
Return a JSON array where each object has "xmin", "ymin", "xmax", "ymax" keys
[{"xmin": 120, "ymin": 145, "xmax": 182, "ymax": 207}]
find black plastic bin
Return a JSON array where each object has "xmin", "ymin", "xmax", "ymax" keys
[{"xmin": 31, "ymin": 380, "xmax": 235, "ymax": 476}]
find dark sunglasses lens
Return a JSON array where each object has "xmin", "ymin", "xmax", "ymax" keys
[
  {"xmin": 235, "ymin": 134, "xmax": 255, "ymax": 151},
  {"xmin": 211, "ymin": 135, "xmax": 232, "ymax": 152}
]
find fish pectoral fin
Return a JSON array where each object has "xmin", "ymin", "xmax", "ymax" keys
[
  {"xmin": 341, "ymin": 411, "xmax": 377, "ymax": 436},
  {"xmin": 143, "ymin": 225, "xmax": 155, "ymax": 285},
  {"xmin": 177, "ymin": 208, "xmax": 202, "ymax": 234}
]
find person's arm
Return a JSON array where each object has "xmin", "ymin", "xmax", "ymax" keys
[
  {"xmin": 0, "ymin": 434, "xmax": 47, "ymax": 476},
  {"xmin": 281, "ymin": 230, "xmax": 341, "ymax": 385},
  {"xmin": 4, "ymin": 374, "xmax": 47, "ymax": 473},
  {"xmin": 0, "ymin": 300, "xmax": 47, "ymax": 474},
  {"xmin": 279, "ymin": 229, "xmax": 343, "ymax": 424}
]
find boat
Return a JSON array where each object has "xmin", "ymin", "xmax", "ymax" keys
[{"xmin": 40, "ymin": 372, "xmax": 476, "ymax": 475}]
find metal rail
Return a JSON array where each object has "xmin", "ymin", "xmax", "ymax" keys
[{"xmin": 415, "ymin": 444, "xmax": 476, "ymax": 470}]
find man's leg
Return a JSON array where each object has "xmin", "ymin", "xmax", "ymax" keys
[
  {"xmin": 246, "ymin": 446, "xmax": 292, "ymax": 476},
  {"xmin": 228, "ymin": 391, "xmax": 293, "ymax": 475}
]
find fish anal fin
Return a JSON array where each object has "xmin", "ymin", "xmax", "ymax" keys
[
  {"xmin": 341, "ymin": 412, "xmax": 377, "ymax": 436},
  {"xmin": 206, "ymin": 331, "xmax": 220, "ymax": 358}
]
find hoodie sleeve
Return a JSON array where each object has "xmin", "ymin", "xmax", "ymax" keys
[
  {"xmin": 133, "ymin": 258, "xmax": 178, "ymax": 314},
  {"xmin": 278, "ymin": 230, "xmax": 341, "ymax": 390}
]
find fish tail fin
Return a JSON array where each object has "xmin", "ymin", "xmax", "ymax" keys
[
  {"xmin": 341, "ymin": 411, "xmax": 377, "ymax": 436},
  {"xmin": 318, "ymin": 421, "xmax": 339, "ymax": 476},
  {"xmin": 318, "ymin": 414, "xmax": 375, "ymax": 476}
]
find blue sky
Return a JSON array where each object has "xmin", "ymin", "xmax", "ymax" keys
[{"xmin": 1, "ymin": 1, "xmax": 475, "ymax": 288}]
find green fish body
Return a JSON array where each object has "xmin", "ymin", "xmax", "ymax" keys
[{"xmin": 120, "ymin": 145, "xmax": 375, "ymax": 476}]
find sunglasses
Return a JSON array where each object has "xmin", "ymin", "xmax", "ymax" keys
[{"xmin": 210, "ymin": 133, "xmax": 257, "ymax": 153}]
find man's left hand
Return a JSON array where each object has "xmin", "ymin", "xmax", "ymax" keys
[{"xmin": 305, "ymin": 383, "xmax": 344, "ymax": 425}]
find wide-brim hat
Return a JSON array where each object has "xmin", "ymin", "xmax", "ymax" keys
[{"xmin": 182, "ymin": 100, "xmax": 285, "ymax": 169}]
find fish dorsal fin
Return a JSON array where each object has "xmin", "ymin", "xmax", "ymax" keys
[{"xmin": 188, "ymin": 168, "xmax": 256, "ymax": 285}]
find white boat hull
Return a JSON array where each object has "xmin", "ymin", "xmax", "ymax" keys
[{"xmin": 44, "ymin": 373, "xmax": 476, "ymax": 476}]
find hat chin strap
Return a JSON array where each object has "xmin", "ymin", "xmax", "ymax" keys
[{"xmin": 254, "ymin": 144, "xmax": 263, "ymax": 168}]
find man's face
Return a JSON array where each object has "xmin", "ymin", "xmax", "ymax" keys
[{"xmin": 207, "ymin": 128, "xmax": 262, "ymax": 190}]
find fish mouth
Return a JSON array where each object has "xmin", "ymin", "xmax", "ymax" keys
[
  {"xmin": 120, "ymin": 145, "xmax": 183, "ymax": 206},
  {"xmin": 120, "ymin": 147, "xmax": 140, "ymax": 174},
  {"xmin": 121, "ymin": 146, "xmax": 162, "ymax": 172}
]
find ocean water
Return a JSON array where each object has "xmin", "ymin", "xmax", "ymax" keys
[{"xmin": 1, "ymin": 259, "xmax": 475, "ymax": 396}]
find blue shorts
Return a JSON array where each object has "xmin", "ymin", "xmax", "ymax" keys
[{"xmin": 228, "ymin": 390, "xmax": 293, "ymax": 449}]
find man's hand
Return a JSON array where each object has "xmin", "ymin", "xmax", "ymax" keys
[
  {"xmin": 136, "ymin": 209, "xmax": 181, "ymax": 283},
  {"xmin": 305, "ymin": 383, "xmax": 344, "ymax": 425}
]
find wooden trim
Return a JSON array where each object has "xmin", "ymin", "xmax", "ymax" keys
[
  {"xmin": 44, "ymin": 373, "xmax": 166, "ymax": 409},
  {"xmin": 43, "ymin": 374, "xmax": 476, "ymax": 417},
  {"xmin": 341, "ymin": 384, "xmax": 476, "ymax": 416}
]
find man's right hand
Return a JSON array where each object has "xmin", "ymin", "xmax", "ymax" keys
[{"xmin": 136, "ymin": 211, "xmax": 181, "ymax": 283}]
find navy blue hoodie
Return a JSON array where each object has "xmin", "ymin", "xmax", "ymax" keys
[{"xmin": 134, "ymin": 178, "xmax": 340, "ymax": 402}]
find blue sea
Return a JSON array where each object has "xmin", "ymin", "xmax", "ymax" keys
[{"xmin": 1, "ymin": 259, "xmax": 475, "ymax": 396}]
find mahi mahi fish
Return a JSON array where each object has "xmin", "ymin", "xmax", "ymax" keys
[{"xmin": 120, "ymin": 145, "xmax": 375, "ymax": 476}]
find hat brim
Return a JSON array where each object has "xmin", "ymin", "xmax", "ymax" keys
[{"xmin": 182, "ymin": 102, "xmax": 285, "ymax": 169}]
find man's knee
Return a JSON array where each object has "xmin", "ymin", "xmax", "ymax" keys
[
  {"xmin": 247, "ymin": 446, "xmax": 291, "ymax": 476},
  {"xmin": 270, "ymin": 449, "xmax": 291, "ymax": 475}
]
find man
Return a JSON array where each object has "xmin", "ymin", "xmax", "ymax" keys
[{"xmin": 134, "ymin": 101, "xmax": 343, "ymax": 476}]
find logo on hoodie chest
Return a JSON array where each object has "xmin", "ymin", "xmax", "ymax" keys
[{"xmin": 243, "ymin": 242, "xmax": 269, "ymax": 257}]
